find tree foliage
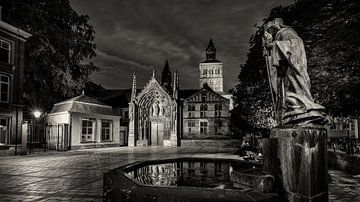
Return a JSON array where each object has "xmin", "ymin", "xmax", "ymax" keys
[
  {"xmin": 232, "ymin": 0, "xmax": 360, "ymax": 132},
  {"xmin": 1, "ymin": 0, "xmax": 98, "ymax": 111}
]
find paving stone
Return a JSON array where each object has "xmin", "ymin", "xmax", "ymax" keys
[{"xmin": 0, "ymin": 146, "xmax": 359, "ymax": 201}]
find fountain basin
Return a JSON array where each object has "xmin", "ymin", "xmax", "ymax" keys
[{"xmin": 103, "ymin": 157, "xmax": 277, "ymax": 201}]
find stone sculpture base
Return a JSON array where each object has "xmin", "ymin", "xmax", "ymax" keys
[
  {"xmin": 128, "ymin": 134, "xmax": 135, "ymax": 147},
  {"xmin": 262, "ymin": 126, "xmax": 328, "ymax": 202}
]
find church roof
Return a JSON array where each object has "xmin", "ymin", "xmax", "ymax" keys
[{"xmin": 49, "ymin": 95, "xmax": 115, "ymax": 116}]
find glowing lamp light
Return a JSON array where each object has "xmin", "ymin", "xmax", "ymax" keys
[{"xmin": 33, "ymin": 110, "xmax": 42, "ymax": 119}]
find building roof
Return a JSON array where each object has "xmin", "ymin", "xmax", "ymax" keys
[
  {"xmin": 183, "ymin": 84, "xmax": 230, "ymax": 103},
  {"xmin": 89, "ymin": 88, "xmax": 146, "ymax": 108},
  {"xmin": 179, "ymin": 89, "xmax": 199, "ymax": 99},
  {"xmin": 49, "ymin": 95, "xmax": 115, "ymax": 116},
  {"xmin": 99, "ymin": 89, "xmax": 132, "ymax": 108},
  {"xmin": 0, "ymin": 20, "xmax": 32, "ymax": 40},
  {"xmin": 56, "ymin": 95, "xmax": 108, "ymax": 106}
]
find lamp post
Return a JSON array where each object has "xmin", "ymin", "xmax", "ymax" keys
[
  {"xmin": 33, "ymin": 110, "xmax": 42, "ymax": 120},
  {"xmin": 29, "ymin": 110, "xmax": 42, "ymax": 154}
]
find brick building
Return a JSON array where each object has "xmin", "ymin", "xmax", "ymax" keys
[{"xmin": 0, "ymin": 11, "xmax": 31, "ymax": 146}]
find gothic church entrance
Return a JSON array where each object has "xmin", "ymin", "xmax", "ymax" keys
[{"xmin": 151, "ymin": 121, "xmax": 164, "ymax": 146}]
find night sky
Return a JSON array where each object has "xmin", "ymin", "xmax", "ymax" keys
[{"xmin": 70, "ymin": 0, "xmax": 291, "ymax": 91}]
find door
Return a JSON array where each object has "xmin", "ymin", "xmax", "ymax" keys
[
  {"xmin": 0, "ymin": 117, "xmax": 9, "ymax": 144},
  {"xmin": 119, "ymin": 130, "xmax": 126, "ymax": 146},
  {"xmin": 151, "ymin": 122, "xmax": 164, "ymax": 146}
]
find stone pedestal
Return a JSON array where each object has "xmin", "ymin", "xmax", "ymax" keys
[
  {"xmin": 169, "ymin": 133, "xmax": 178, "ymax": 146},
  {"xmin": 263, "ymin": 127, "xmax": 328, "ymax": 201},
  {"xmin": 128, "ymin": 119, "xmax": 136, "ymax": 147},
  {"xmin": 128, "ymin": 134, "xmax": 135, "ymax": 147}
]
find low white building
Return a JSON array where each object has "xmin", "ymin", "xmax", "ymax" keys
[{"xmin": 46, "ymin": 94, "xmax": 122, "ymax": 150}]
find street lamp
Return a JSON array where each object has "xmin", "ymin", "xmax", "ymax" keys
[{"xmin": 33, "ymin": 110, "xmax": 42, "ymax": 119}]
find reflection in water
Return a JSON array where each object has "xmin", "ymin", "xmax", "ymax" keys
[{"xmin": 126, "ymin": 161, "xmax": 236, "ymax": 189}]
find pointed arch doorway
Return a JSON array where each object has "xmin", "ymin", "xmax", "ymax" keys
[{"xmin": 150, "ymin": 120, "xmax": 164, "ymax": 146}]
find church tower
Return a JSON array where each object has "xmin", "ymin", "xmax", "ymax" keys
[
  {"xmin": 161, "ymin": 59, "xmax": 172, "ymax": 93},
  {"xmin": 199, "ymin": 39, "xmax": 224, "ymax": 93}
]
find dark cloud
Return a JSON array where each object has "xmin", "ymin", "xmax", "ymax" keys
[{"xmin": 70, "ymin": 0, "xmax": 291, "ymax": 90}]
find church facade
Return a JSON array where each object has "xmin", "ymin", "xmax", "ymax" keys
[
  {"xmin": 128, "ymin": 70, "xmax": 180, "ymax": 146},
  {"xmin": 127, "ymin": 39, "xmax": 231, "ymax": 146}
]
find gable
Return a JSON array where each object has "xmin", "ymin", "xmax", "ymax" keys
[
  {"xmin": 184, "ymin": 87, "xmax": 227, "ymax": 103},
  {"xmin": 135, "ymin": 77, "xmax": 172, "ymax": 102}
]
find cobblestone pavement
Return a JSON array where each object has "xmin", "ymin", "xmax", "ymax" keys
[{"xmin": 0, "ymin": 146, "xmax": 359, "ymax": 201}]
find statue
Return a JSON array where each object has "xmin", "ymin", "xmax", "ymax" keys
[
  {"xmin": 159, "ymin": 102, "xmax": 164, "ymax": 116},
  {"xmin": 263, "ymin": 18, "xmax": 326, "ymax": 126},
  {"xmin": 172, "ymin": 103, "xmax": 177, "ymax": 132},
  {"xmin": 152, "ymin": 101, "xmax": 159, "ymax": 116}
]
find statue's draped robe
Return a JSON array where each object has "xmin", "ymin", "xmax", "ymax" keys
[{"xmin": 270, "ymin": 27, "xmax": 324, "ymax": 125}]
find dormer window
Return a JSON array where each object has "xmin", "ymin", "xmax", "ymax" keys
[{"xmin": 0, "ymin": 39, "xmax": 11, "ymax": 64}]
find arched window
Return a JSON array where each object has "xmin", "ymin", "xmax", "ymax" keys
[
  {"xmin": 201, "ymin": 94, "xmax": 206, "ymax": 102},
  {"xmin": 204, "ymin": 69, "xmax": 207, "ymax": 75}
]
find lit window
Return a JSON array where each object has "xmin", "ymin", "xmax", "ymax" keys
[
  {"xmin": 0, "ymin": 74, "xmax": 10, "ymax": 103},
  {"xmin": 81, "ymin": 119, "xmax": 94, "ymax": 142},
  {"xmin": 101, "ymin": 120, "xmax": 112, "ymax": 141},
  {"xmin": 0, "ymin": 39, "xmax": 11, "ymax": 64}
]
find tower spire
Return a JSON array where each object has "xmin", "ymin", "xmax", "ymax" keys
[
  {"xmin": 161, "ymin": 59, "xmax": 172, "ymax": 92},
  {"xmin": 206, "ymin": 38, "xmax": 216, "ymax": 61},
  {"xmin": 131, "ymin": 73, "xmax": 136, "ymax": 101},
  {"xmin": 173, "ymin": 71, "xmax": 179, "ymax": 99}
]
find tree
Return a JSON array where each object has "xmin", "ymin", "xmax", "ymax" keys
[
  {"xmin": 1, "ymin": 0, "xmax": 98, "ymax": 113},
  {"xmin": 232, "ymin": 0, "xmax": 360, "ymax": 131}
]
